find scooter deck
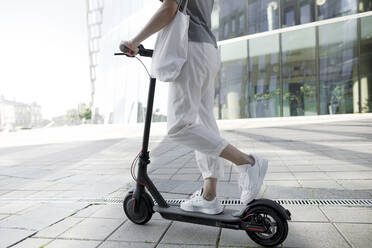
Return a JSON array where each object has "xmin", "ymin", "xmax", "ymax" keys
[{"xmin": 154, "ymin": 205, "xmax": 242, "ymax": 229}]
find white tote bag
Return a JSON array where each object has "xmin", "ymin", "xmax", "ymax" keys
[{"xmin": 150, "ymin": 0, "xmax": 190, "ymax": 82}]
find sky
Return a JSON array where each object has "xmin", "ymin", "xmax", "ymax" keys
[{"xmin": 0, "ymin": 0, "xmax": 91, "ymax": 119}]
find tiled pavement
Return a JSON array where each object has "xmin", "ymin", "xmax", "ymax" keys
[{"xmin": 0, "ymin": 114, "xmax": 372, "ymax": 247}]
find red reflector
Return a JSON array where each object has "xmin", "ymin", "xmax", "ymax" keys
[{"xmin": 248, "ymin": 228, "xmax": 264, "ymax": 232}]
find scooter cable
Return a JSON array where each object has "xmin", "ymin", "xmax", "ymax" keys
[
  {"xmin": 128, "ymin": 54, "xmax": 150, "ymax": 189},
  {"xmin": 135, "ymin": 56, "xmax": 151, "ymax": 78},
  {"xmin": 130, "ymin": 150, "xmax": 149, "ymax": 189},
  {"xmin": 130, "ymin": 151, "xmax": 140, "ymax": 182}
]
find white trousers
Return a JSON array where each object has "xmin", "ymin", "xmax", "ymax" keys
[{"xmin": 166, "ymin": 41, "xmax": 230, "ymax": 180}]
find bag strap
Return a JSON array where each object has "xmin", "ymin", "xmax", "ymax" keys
[{"xmin": 177, "ymin": 0, "xmax": 189, "ymax": 14}]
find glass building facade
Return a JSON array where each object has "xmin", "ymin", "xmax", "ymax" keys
[
  {"xmin": 214, "ymin": 0, "xmax": 372, "ymax": 119},
  {"xmin": 95, "ymin": 0, "xmax": 372, "ymax": 124}
]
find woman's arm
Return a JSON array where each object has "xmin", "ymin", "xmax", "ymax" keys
[{"xmin": 121, "ymin": 0, "xmax": 179, "ymax": 56}]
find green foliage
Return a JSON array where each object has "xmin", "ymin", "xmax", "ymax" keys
[{"xmin": 78, "ymin": 103, "xmax": 92, "ymax": 120}]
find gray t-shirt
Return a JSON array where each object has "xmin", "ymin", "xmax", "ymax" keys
[{"xmin": 159, "ymin": 0, "xmax": 217, "ymax": 48}]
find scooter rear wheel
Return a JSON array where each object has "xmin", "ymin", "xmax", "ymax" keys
[
  {"xmin": 243, "ymin": 206, "xmax": 288, "ymax": 247},
  {"xmin": 123, "ymin": 192, "xmax": 153, "ymax": 225}
]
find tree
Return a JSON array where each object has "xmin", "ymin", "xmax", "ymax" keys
[{"xmin": 78, "ymin": 103, "xmax": 92, "ymax": 120}]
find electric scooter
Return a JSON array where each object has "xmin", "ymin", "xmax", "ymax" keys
[{"xmin": 115, "ymin": 44, "xmax": 291, "ymax": 247}]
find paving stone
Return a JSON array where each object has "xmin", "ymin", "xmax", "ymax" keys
[
  {"xmin": 152, "ymin": 179, "xmax": 187, "ymax": 192},
  {"xmin": 45, "ymin": 239, "xmax": 101, "ymax": 248},
  {"xmin": 219, "ymin": 228, "xmax": 260, "ymax": 247},
  {"xmin": 0, "ymin": 214, "xmax": 10, "ymax": 221},
  {"xmin": 0, "ymin": 190, "xmax": 11, "ymax": 196},
  {"xmin": 35, "ymin": 216, "xmax": 83, "ymax": 238},
  {"xmin": 152, "ymin": 168, "xmax": 179, "ymax": 175},
  {"xmin": 335, "ymin": 223, "xmax": 372, "ymax": 248},
  {"xmin": 317, "ymin": 165, "xmax": 362, "ymax": 172},
  {"xmin": 0, "ymin": 228, "xmax": 36, "ymax": 248},
  {"xmin": 293, "ymin": 172, "xmax": 331, "ymax": 180},
  {"xmin": 150, "ymin": 173, "xmax": 174, "ymax": 180},
  {"xmin": 263, "ymin": 180, "xmax": 301, "ymax": 188},
  {"xmin": 12, "ymin": 238, "xmax": 53, "ymax": 248},
  {"xmin": 298, "ymin": 180, "xmax": 344, "ymax": 190},
  {"xmin": 263, "ymin": 185, "xmax": 313, "ymax": 199},
  {"xmin": 0, "ymin": 203, "xmax": 36, "ymax": 214},
  {"xmin": 282, "ymin": 222, "xmax": 350, "ymax": 248},
  {"xmin": 29, "ymin": 190, "xmax": 65, "ymax": 198},
  {"xmin": 108, "ymin": 219, "xmax": 169, "ymax": 242},
  {"xmin": 158, "ymin": 245, "xmax": 213, "ymax": 248},
  {"xmin": 169, "ymin": 181, "xmax": 203, "ymax": 194},
  {"xmin": 160, "ymin": 222, "xmax": 219, "ymax": 245},
  {"xmin": 59, "ymin": 217, "xmax": 123, "ymax": 240},
  {"xmin": 312, "ymin": 188, "xmax": 371, "ymax": 199},
  {"xmin": 326, "ymin": 171, "xmax": 372, "ymax": 180},
  {"xmin": 171, "ymin": 174, "xmax": 200, "ymax": 181},
  {"xmin": 73, "ymin": 204, "xmax": 104, "ymax": 218},
  {"xmin": 281, "ymin": 205, "xmax": 328, "ymax": 222},
  {"xmin": 1, "ymin": 117, "xmax": 372, "ymax": 247},
  {"xmin": 338, "ymin": 179, "xmax": 372, "ymax": 190},
  {"xmin": 1, "ymin": 190, "xmax": 39, "ymax": 198},
  {"xmin": 216, "ymin": 183, "xmax": 240, "ymax": 198},
  {"xmin": 89, "ymin": 204, "xmax": 127, "ymax": 219},
  {"xmin": 262, "ymin": 172, "xmax": 297, "ymax": 181},
  {"xmin": 177, "ymin": 168, "xmax": 201, "ymax": 174},
  {"xmin": 99, "ymin": 241, "xmax": 155, "ymax": 248},
  {"xmin": 18, "ymin": 181, "xmax": 56, "ymax": 191},
  {"xmin": 282, "ymin": 158, "xmax": 312, "ymax": 164},
  {"xmin": 268, "ymin": 166, "xmax": 291, "ymax": 173},
  {"xmin": 320, "ymin": 206, "xmax": 372, "ymax": 223},
  {"xmin": 0, "ymin": 203, "xmax": 86, "ymax": 230}
]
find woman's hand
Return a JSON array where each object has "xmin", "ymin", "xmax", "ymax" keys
[{"xmin": 120, "ymin": 40, "xmax": 140, "ymax": 56}]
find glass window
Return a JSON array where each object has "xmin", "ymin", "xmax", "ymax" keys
[
  {"xmin": 282, "ymin": 27, "xmax": 317, "ymax": 116},
  {"xmin": 220, "ymin": 41, "xmax": 249, "ymax": 119},
  {"xmin": 317, "ymin": 0, "xmax": 358, "ymax": 20},
  {"xmin": 281, "ymin": 0, "xmax": 315, "ymax": 27},
  {"xmin": 284, "ymin": 8, "xmax": 295, "ymax": 27},
  {"xmin": 239, "ymin": 14, "xmax": 245, "ymax": 34},
  {"xmin": 232, "ymin": 18, "xmax": 236, "ymax": 34},
  {"xmin": 223, "ymin": 22, "xmax": 229, "ymax": 38},
  {"xmin": 219, "ymin": 0, "xmax": 247, "ymax": 40},
  {"xmin": 247, "ymin": 0, "xmax": 279, "ymax": 34},
  {"xmin": 300, "ymin": 2, "xmax": 312, "ymax": 24},
  {"xmin": 359, "ymin": 0, "xmax": 372, "ymax": 12},
  {"xmin": 249, "ymin": 34, "xmax": 280, "ymax": 118},
  {"xmin": 319, "ymin": 20, "xmax": 359, "ymax": 115},
  {"xmin": 361, "ymin": 16, "xmax": 372, "ymax": 113}
]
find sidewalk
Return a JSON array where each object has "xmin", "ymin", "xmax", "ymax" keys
[{"xmin": 0, "ymin": 114, "xmax": 371, "ymax": 247}]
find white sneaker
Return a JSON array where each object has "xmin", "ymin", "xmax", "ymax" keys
[
  {"xmin": 236, "ymin": 154, "xmax": 268, "ymax": 205},
  {"xmin": 190, "ymin": 188, "xmax": 203, "ymax": 199},
  {"xmin": 180, "ymin": 195, "xmax": 224, "ymax": 215}
]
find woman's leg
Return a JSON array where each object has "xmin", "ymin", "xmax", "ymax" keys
[
  {"xmin": 219, "ymin": 144, "xmax": 255, "ymax": 166},
  {"xmin": 202, "ymin": 177, "xmax": 217, "ymax": 201}
]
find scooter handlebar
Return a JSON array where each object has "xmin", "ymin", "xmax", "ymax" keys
[{"xmin": 115, "ymin": 44, "xmax": 153, "ymax": 58}]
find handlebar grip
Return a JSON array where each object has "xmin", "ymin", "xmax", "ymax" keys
[
  {"xmin": 116, "ymin": 44, "xmax": 153, "ymax": 58},
  {"xmin": 119, "ymin": 43, "xmax": 135, "ymax": 56},
  {"xmin": 119, "ymin": 43, "xmax": 130, "ymax": 54}
]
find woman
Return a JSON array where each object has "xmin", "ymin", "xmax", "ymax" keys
[{"xmin": 121, "ymin": 0, "xmax": 268, "ymax": 215}]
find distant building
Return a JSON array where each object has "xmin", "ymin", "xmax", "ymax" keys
[{"xmin": 0, "ymin": 95, "xmax": 42, "ymax": 131}]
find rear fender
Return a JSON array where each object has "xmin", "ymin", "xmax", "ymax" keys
[{"xmin": 242, "ymin": 198, "xmax": 291, "ymax": 220}]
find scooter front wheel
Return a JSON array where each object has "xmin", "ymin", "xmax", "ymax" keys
[
  {"xmin": 123, "ymin": 192, "xmax": 153, "ymax": 225},
  {"xmin": 242, "ymin": 206, "xmax": 288, "ymax": 247}
]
